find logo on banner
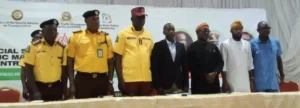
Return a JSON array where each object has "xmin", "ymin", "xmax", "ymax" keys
[
  {"xmin": 102, "ymin": 13, "xmax": 112, "ymax": 23},
  {"xmin": 11, "ymin": 10, "xmax": 23, "ymax": 21},
  {"xmin": 0, "ymin": 9, "xmax": 38, "ymax": 28},
  {"xmin": 59, "ymin": 11, "xmax": 84, "ymax": 29},
  {"xmin": 100, "ymin": 13, "xmax": 119, "ymax": 30},
  {"xmin": 60, "ymin": 11, "xmax": 72, "ymax": 22}
]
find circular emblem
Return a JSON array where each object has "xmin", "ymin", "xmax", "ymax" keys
[
  {"xmin": 11, "ymin": 10, "xmax": 23, "ymax": 20},
  {"xmin": 61, "ymin": 11, "xmax": 72, "ymax": 22},
  {"xmin": 102, "ymin": 13, "xmax": 112, "ymax": 23},
  {"xmin": 95, "ymin": 10, "xmax": 99, "ymax": 15},
  {"xmin": 53, "ymin": 20, "xmax": 57, "ymax": 25}
]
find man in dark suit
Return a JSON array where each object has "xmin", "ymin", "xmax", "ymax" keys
[
  {"xmin": 151, "ymin": 23, "xmax": 189, "ymax": 95},
  {"xmin": 187, "ymin": 23, "xmax": 223, "ymax": 94}
]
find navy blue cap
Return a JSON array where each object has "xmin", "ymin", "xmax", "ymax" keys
[
  {"xmin": 40, "ymin": 19, "xmax": 59, "ymax": 28},
  {"xmin": 83, "ymin": 10, "xmax": 100, "ymax": 18},
  {"xmin": 31, "ymin": 30, "xmax": 42, "ymax": 37}
]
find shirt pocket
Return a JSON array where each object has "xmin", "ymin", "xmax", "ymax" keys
[
  {"xmin": 142, "ymin": 38, "xmax": 151, "ymax": 52},
  {"xmin": 255, "ymin": 50, "xmax": 260, "ymax": 55},
  {"xmin": 242, "ymin": 47, "xmax": 249, "ymax": 55},
  {"xmin": 253, "ymin": 46, "xmax": 261, "ymax": 59},
  {"xmin": 36, "ymin": 51, "xmax": 47, "ymax": 58},
  {"xmin": 36, "ymin": 51, "xmax": 47, "ymax": 67},
  {"xmin": 271, "ymin": 44, "xmax": 278, "ymax": 54},
  {"xmin": 126, "ymin": 39, "xmax": 137, "ymax": 50}
]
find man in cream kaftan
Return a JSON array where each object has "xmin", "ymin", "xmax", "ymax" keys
[
  {"xmin": 220, "ymin": 38, "xmax": 253, "ymax": 92},
  {"xmin": 220, "ymin": 20, "xmax": 254, "ymax": 92}
]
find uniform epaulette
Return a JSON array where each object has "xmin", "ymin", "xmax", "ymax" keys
[
  {"xmin": 31, "ymin": 39, "xmax": 42, "ymax": 46},
  {"xmin": 73, "ymin": 30, "xmax": 82, "ymax": 34},
  {"xmin": 101, "ymin": 31, "xmax": 109, "ymax": 36}
]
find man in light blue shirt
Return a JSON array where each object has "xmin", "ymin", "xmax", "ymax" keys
[{"xmin": 250, "ymin": 21, "xmax": 285, "ymax": 92}]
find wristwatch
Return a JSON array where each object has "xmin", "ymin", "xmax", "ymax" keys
[{"xmin": 109, "ymin": 80, "xmax": 114, "ymax": 84}]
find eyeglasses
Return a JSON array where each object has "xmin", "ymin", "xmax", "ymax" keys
[{"xmin": 199, "ymin": 29, "xmax": 211, "ymax": 34}]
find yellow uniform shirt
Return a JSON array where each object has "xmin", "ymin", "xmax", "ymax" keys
[
  {"xmin": 19, "ymin": 48, "xmax": 27, "ymax": 67},
  {"xmin": 113, "ymin": 25, "xmax": 153, "ymax": 82},
  {"xmin": 24, "ymin": 40, "xmax": 67, "ymax": 83},
  {"xmin": 67, "ymin": 30, "xmax": 113, "ymax": 73},
  {"xmin": 19, "ymin": 57, "xmax": 25, "ymax": 67}
]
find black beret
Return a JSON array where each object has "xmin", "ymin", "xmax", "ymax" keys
[
  {"xmin": 31, "ymin": 30, "xmax": 42, "ymax": 37},
  {"xmin": 40, "ymin": 19, "xmax": 59, "ymax": 28},
  {"xmin": 83, "ymin": 10, "xmax": 100, "ymax": 18}
]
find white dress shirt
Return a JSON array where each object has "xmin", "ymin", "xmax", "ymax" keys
[
  {"xmin": 166, "ymin": 39, "xmax": 176, "ymax": 62},
  {"xmin": 220, "ymin": 38, "xmax": 253, "ymax": 92}
]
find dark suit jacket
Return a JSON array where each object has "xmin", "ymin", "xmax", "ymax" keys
[{"xmin": 151, "ymin": 40, "xmax": 189, "ymax": 90}]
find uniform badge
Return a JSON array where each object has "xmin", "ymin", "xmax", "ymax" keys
[
  {"xmin": 25, "ymin": 45, "xmax": 30, "ymax": 52},
  {"xmin": 141, "ymin": 8, "xmax": 144, "ymax": 12},
  {"xmin": 142, "ymin": 37, "xmax": 150, "ymax": 40},
  {"xmin": 53, "ymin": 20, "xmax": 57, "ymax": 25},
  {"xmin": 20, "ymin": 53, "xmax": 24, "ymax": 58},
  {"xmin": 95, "ymin": 11, "xmax": 99, "ymax": 15}
]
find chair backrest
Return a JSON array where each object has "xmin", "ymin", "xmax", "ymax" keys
[
  {"xmin": 0, "ymin": 87, "xmax": 21, "ymax": 103},
  {"xmin": 280, "ymin": 81, "xmax": 299, "ymax": 92}
]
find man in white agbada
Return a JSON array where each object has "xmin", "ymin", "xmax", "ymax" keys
[{"xmin": 220, "ymin": 20, "xmax": 254, "ymax": 92}]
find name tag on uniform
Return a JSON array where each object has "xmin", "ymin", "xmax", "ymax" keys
[
  {"xmin": 142, "ymin": 37, "xmax": 151, "ymax": 40},
  {"xmin": 127, "ymin": 37, "xmax": 136, "ymax": 40},
  {"xmin": 97, "ymin": 49, "xmax": 103, "ymax": 58}
]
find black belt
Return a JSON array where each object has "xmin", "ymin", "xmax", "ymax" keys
[
  {"xmin": 36, "ymin": 80, "xmax": 61, "ymax": 88},
  {"xmin": 77, "ymin": 71, "xmax": 107, "ymax": 79}
]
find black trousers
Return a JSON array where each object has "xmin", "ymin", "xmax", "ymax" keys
[
  {"xmin": 28, "ymin": 80, "xmax": 62, "ymax": 101},
  {"xmin": 191, "ymin": 79, "xmax": 220, "ymax": 94},
  {"xmin": 75, "ymin": 71, "xmax": 108, "ymax": 99}
]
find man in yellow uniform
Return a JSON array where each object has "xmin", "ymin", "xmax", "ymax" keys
[
  {"xmin": 114, "ymin": 7, "xmax": 154, "ymax": 96},
  {"xmin": 24, "ymin": 19, "xmax": 67, "ymax": 101},
  {"xmin": 67, "ymin": 10, "xmax": 114, "ymax": 99},
  {"xmin": 19, "ymin": 29, "xmax": 43, "ymax": 100}
]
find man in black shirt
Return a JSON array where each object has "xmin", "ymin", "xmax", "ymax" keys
[{"xmin": 187, "ymin": 23, "xmax": 224, "ymax": 94}]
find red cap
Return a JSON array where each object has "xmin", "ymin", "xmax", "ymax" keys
[{"xmin": 131, "ymin": 7, "xmax": 147, "ymax": 16}]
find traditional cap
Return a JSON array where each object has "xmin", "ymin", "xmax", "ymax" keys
[
  {"xmin": 131, "ymin": 7, "xmax": 147, "ymax": 16},
  {"xmin": 40, "ymin": 19, "xmax": 59, "ymax": 28},
  {"xmin": 31, "ymin": 30, "xmax": 42, "ymax": 37},
  {"xmin": 195, "ymin": 23, "xmax": 209, "ymax": 32},
  {"xmin": 83, "ymin": 10, "xmax": 100, "ymax": 18},
  {"xmin": 231, "ymin": 20, "xmax": 243, "ymax": 29}
]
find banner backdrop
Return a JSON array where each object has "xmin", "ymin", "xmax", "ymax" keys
[{"xmin": 0, "ymin": 1, "xmax": 266, "ymax": 97}]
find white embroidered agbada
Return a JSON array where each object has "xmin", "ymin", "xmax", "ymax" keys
[{"xmin": 220, "ymin": 38, "xmax": 253, "ymax": 92}]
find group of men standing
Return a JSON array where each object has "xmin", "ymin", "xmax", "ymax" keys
[{"xmin": 19, "ymin": 6, "xmax": 285, "ymax": 102}]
